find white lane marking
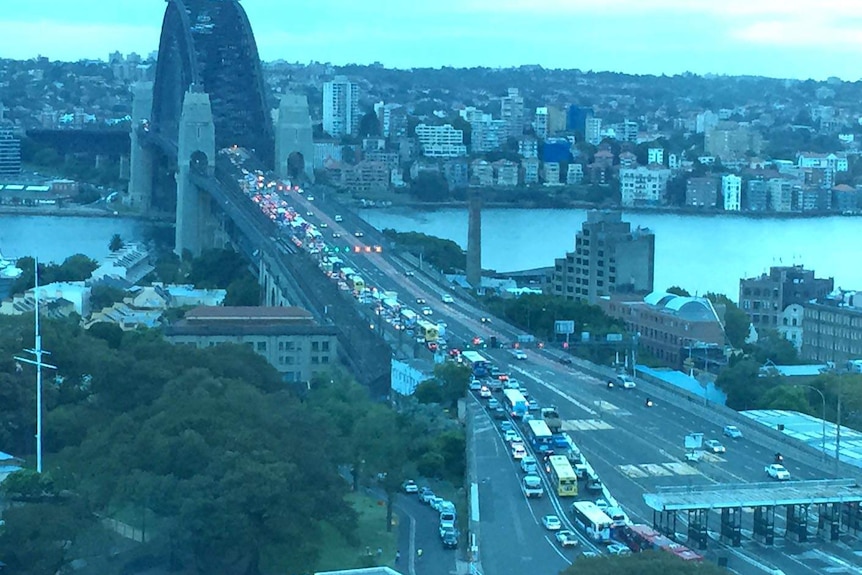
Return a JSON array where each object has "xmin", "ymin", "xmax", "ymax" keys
[
  {"xmin": 561, "ymin": 419, "xmax": 614, "ymax": 432},
  {"xmin": 544, "ymin": 535, "xmax": 573, "ymax": 565}
]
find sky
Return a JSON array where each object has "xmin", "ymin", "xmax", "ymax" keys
[{"xmin": 2, "ymin": 1, "xmax": 862, "ymax": 80}]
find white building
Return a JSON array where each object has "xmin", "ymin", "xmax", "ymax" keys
[
  {"xmin": 518, "ymin": 137, "xmax": 538, "ymax": 159},
  {"xmin": 470, "ymin": 159, "xmax": 494, "ymax": 187},
  {"xmin": 494, "ymin": 160, "xmax": 519, "ymax": 187},
  {"xmin": 35, "ymin": 281, "xmax": 92, "ymax": 317},
  {"xmin": 522, "ymin": 158, "xmax": 540, "ymax": 184},
  {"xmin": 391, "ymin": 358, "xmax": 435, "ymax": 396},
  {"xmin": 534, "ymin": 107, "xmax": 549, "ymax": 140},
  {"xmin": 543, "ymin": 162, "xmax": 562, "ymax": 186},
  {"xmin": 414, "ymin": 124, "xmax": 467, "ymax": 158},
  {"xmin": 648, "ymin": 147, "xmax": 664, "ymax": 166},
  {"xmin": 566, "ymin": 163, "xmax": 583, "ymax": 185},
  {"xmin": 668, "ymin": 153, "xmax": 680, "ymax": 170},
  {"xmin": 585, "ymin": 117, "xmax": 602, "ymax": 145},
  {"xmin": 313, "ymin": 142, "xmax": 342, "ymax": 169},
  {"xmin": 696, "ymin": 110, "xmax": 719, "ymax": 134},
  {"xmin": 619, "ymin": 120, "xmax": 639, "ymax": 143},
  {"xmin": 767, "ymin": 178, "xmax": 795, "ymax": 212},
  {"xmin": 90, "ymin": 243, "xmax": 152, "ymax": 284},
  {"xmin": 323, "ymin": 76, "xmax": 360, "ymax": 138},
  {"xmin": 722, "ymin": 174, "xmax": 742, "ymax": 211},
  {"xmin": 501, "ymin": 88, "xmax": 525, "ymax": 139},
  {"xmin": 619, "ymin": 166, "xmax": 671, "ymax": 206}
]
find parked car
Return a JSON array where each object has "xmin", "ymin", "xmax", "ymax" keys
[
  {"xmin": 542, "ymin": 515, "xmax": 562, "ymax": 531},
  {"xmin": 724, "ymin": 425, "xmax": 743, "ymax": 439},
  {"xmin": 704, "ymin": 439, "xmax": 726, "ymax": 454},
  {"xmin": 440, "ymin": 527, "xmax": 458, "ymax": 549},
  {"xmin": 402, "ymin": 480, "xmax": 419, "ymax": 494},
  {"xmin": 555, "ymin": 530, "xmax": 579, "ymax": 548},
  {"xmin": 418, "ymin": 487, "xmax": 435, "ymax": 503}
]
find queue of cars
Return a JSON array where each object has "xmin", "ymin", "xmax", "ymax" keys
[{"xmin": 407, "ymin": 483, "xmax": 460, "ymax": 549}]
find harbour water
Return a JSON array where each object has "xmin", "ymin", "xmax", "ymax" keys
[{"xmin": 360, "ymin": 207, "xmax": 862, "ymax": 302}]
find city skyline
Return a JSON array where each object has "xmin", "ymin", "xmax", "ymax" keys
[{"xmin": 2, "ymin": 1, "xmax": 861, "ymax": 80}]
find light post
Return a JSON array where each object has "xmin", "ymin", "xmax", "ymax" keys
[{"xmin": 790, "ymin": 384, "xmax": 827, "ymax": 460}]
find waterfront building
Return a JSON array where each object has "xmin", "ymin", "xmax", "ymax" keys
[
  {"xmin": 552, "ymin": 211, "xmax": 655, "ymax": 304},
  {"xmin": 802, "ymin": 290, "xmax": 862, "ymax": 365},
  {"xmin": 522, "ymin": 158, "xmax": 540, "ymax": 185},
  {"xmin": 685, "ymin": 176, "xmax": 719, "ymax": 208},
  {"xmin": 619, "ymin": 166, "xmax": 671, "ymax": 207},
  {"xmin": 722, "ymin": 175, "xmax": 742, "ymax": 211},
  {"xmin": 0, "ymin": 126, "xmax": 21, "ymax": 176},
  {"xmin": 470, "ymin": 159, "xmax": 494, "ymax": 187},
  {"xmin": 415, "ymin": 124, "xmax": 467, "ymax": 158},
  {"xmin": 493, "ymin": 160, "xmax": 519, "ymax": 187},
  {"xmin": 542, "ymin": 162, "xmax": 561, "ymax": 186}
]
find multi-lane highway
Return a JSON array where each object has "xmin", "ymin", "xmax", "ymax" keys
[{"xmin": 280, "ymin": 185, "xmax": 862, "ymax": 575}]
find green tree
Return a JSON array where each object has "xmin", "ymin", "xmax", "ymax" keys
[
  {"xmin": 750, "ymin": 329, "xmax": 799, "ymax": 365},
  {"xmin": 89, "ymin": 284, "xmax": 127, "ymax": 311},
  {"xmin": 86, "ymin": 321, "xmax": 124, "ymax": 349},
  {"xmin": 716, "ymin": 358, "xmax": 776, "ymax": 410},
  {"xmin": 409, "ymin": 170, "xmax": 450, "ymax": 202},
  {"xmin": 413, "ymin": 378, "xmax": 444, "ymax": 404},
  {"xmin": 705, "ymin": 293, "xmax": 750, "ymax": 348},
  {"xmin": 433, "ymin": 361, "xmax": 471, "ymax": 408},
  {"xmin": 666, "ymin": 286, "xmax": 691, "ymax": 296},
  {"xmin": 225, "ymin": 274, "xmax": 261, "ymax": 306},
  {"xmin": 357, "ymin": 110, "xmax": 381, "ymax": 138},
  {"xmin": 108, "ymin": 233, "xmax": 124, "ymax": 252},
  {"xmin": 562, "ymin": 550, "xmax": 728, "ymax": 575}
]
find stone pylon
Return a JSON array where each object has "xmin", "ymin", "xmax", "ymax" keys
[{"xmin": 275, "ymin": 93, "xmax": 315, "ymax": 183}]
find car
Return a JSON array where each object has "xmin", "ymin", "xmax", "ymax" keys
[
  {"xmin": 429, "ymin": 497, "xmax": 445, "ymax": 511},
  {"xmin": 416, "ymin": 298, "xmax": 426, "ymax": 304},
  {"xmin": 595, "ymin": 498, "xmax": 609, "ymax": 511},
  {"xmin": 724, "ymin": 425, "xmax": 743, "ymax": 439},
  {"xmin": 442, "ymin": 294, "xmax": 454, "ymax": 303},
  {"xmin": 479, "ymin": 386, "xmax": 492, "ymax": 398},
  {"xmin": 405, "ymin": 270, "xmax": 415, "ymax": 277},
  {"xmin": 472, "ymin": 336, "xmax": 485, "ymax": 347},
  {"xmin": 332, "ymin": 232, "xmax": 342, "ymax": 238},
  {"xmin": 528, "ymin": 399, "xmax": 540, "ymax": 411},
  {"xmin": 542, "ymin": 515, "xmax": 562, "ymax": 531},
  {"xmin": 512, "ymin": 349, "xmax": 527, "ymax": 360},
  {"xmin": 616, "ymin": 374, "xmax": 636, "ymax": 389},
  {"xmin": 558, "ymin": 356, "xmax": 573, "ymax": 365},
  {"xmin": 518, "ymin": 387, "xmax": 530, "ymax": 399},
  {"xmin": 439, "ymin": 509, "xmax": 456, "ymax": 531},
  {"xmin": 555, "ymin": 530, "xmax": 579, "ymax": 548},
  {"xmin": 480, "ymin": 317, "xmax": 491, "ymax": 323},
  {"xmin": 522, "ymin": 473, "xmax": 544, "ymax": 498},
  {"xmin": 334, "ymin": 215, "xmax": 343, "ymax": 222},
  {"xmin": 520, "ymin": 455, "xmax": 538, "ymax": 474},
  {"xmin": 504, "ymin": 429, "xmax": 521, "ymax": 443},
  {"xmin": 306, "ymin": 196, "xmax": 315, "ymax": 201},
  {"xmin": 418, "ymin": 487, "xmax": 435, "ymax": 503},
  {"xmin": 421, "ymin": 306, "xmax": 433, "ymax": 316},
  {"xmin": 493, "ymin": 406, "xmax": 507, "ymax": 420},
  {"xmin": 354, "ymin": 231, "xmax": 364, "ymax": 237},
  {"xmin": 427, "ymin": 341, "xmax": 438, "ymax": 352},
  {"xmin": 500, "ymin": 421, "xmax": 514, "ymax": 432},
  {"xmin": 765, "ymin": 463, "xmax": 791, "ymax": 480},
  {"xmin": 319, "ymin": 222, "xmax": 328, "ymax": 228},
  {"xmin": 469, "ymin": 380, "xmax": 482, "ymax": 392},
  {"xmin": 488, "ymin": 398, "xmax": 500, "ymax": 410},
  {"xmin": 306, "ymin": 211, "xmax": 314, "ymax": 217},
  {"xmin": 512, "ymin": 442, "xmax": 527, "ymax": 459},
  {"xmin": 607, "ymin": 543, "xmax": 631, "ymax": 556},
  {"xmin": 704, "ymin": 439, "xmax": 726, "ymax": 454},
  {"xmin": 581, "ymin": 551, "xmax": 599, "ymax": 558},
  {"xmin": 402, "ymin": 480, "xmax": 419, "ymax": 494},
  {"xmin": 440, "ymin": 527, "xmax": 458, "ymax": 549}
]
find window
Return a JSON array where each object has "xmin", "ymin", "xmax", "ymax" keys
[
  {"xmin": 321, "ymin": 356, "xmax": 330, "ymax": 364},
  {"xmin": 311, "ymin": 356, "xmax": 320, "ymax": 365},
  {"xmin": 322, "ymin": 341, "xmax": 330, "ymax": 352},
  {"xmin": 285, "ymin": 356, "xmax": 295, "ymax": 365},
  {"xmin": 284, "ymin": 341, "xmax": 296, "ymax": 351},
  {"xmin": 312, "ymin": 341, "xmax": 320, "ymax": 352},
  {"xmin": 278, "ymin": 341, "xmax": 285, "ymax": 351},
  {"xmin": 256, "ymin": 341, "xmax": 267, "ymax": 352}
]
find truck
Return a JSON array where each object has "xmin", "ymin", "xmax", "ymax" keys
[{"xmin": 541, "ymin": 407, "xmax": 562, "ymax": 433}]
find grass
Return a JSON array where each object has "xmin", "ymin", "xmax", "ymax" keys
[{"xmin": 312, "ymin": 491, "xmax": 400, "ymax": 572}]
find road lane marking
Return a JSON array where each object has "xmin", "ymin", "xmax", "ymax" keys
[
  {"xmin": 618, "ymin": 465, "xmax": 650, "ymax": 478},
  {"xmin": 544, "ymin": 535, "xmax": 573, "ymax": 566},
  {"xmin": 662, "ymin": 462, "xmax": 700, "ymax": 475},
  {"xmin": 639, "ymin": 464, "xmax": 674, "ymax": 476},
  {"xmin": 561, "ymin": 419, "xmax": 614, "ymax": 431}
]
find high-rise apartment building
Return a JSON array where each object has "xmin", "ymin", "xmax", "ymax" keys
[
  {"xmin": 0, "ymin": 126, "xmax": 21, "ymax": 176},
  {"xmin": 500, "ymin": 88, "xmax": 524, "ymax": 139},
  {"xmin": 534, "ymin": 107, "xmax": 549, "ymax": 140},
  {"xmin": 585, "ymin": 117, "xmax": 602, "ymax": 145},
  {"xmin": 552, "ymin": 211, "xmax": 655, "ymax": 304},
  {"xmin": 323, "ymin": 76, "xmax": 360, "ymax": 138},
  {"xmin": 722, "ymin": 174, "xmax": 742, "ymax": 211}
]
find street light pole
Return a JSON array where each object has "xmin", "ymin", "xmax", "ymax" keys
[{"xmin": 792, "ymin": 384, "xmax": 827, "ymax": 460}]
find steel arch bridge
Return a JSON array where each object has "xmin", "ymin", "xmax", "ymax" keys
[{"xmin": 151, "ymin": 0, "xmax": 274, "ymax": 166}]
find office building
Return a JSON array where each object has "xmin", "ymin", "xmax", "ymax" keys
[
  {"xmin": 619, "ymin": 120, "xmax": 639, "ymax": 143},
  {"xmin": 552, "ymin": 211, "xmax": 655, "ymax": 304},
  {"xmin": 747, "ymin": 179, "xmax": 769, "ymax": 211},
  {"xmin": 739, "ymin": 265, "xmax": 834, "ymax": 336},
  {"xmin": 802, "ymin": 290, "xmax": 862, "ymax": 365},
  {"xmin": 767, "ymin": 177, "xmax": 796, "ymax": 212},
  {"xmin": 323, "ymin": 76, "xmax": 360, "ymax": 138},
  {"xmin": 493, "ymin": 160, "xmax": 519, "ymax": 187},
  {"xmin": 0, "ymin": 126, "xmax": 21, "ymax": 176},
  {"xmin": 722, "ymin": 174, "xmax": 742, "ymax": 211},
  {"xmin": 164, "ymin": 306, "xmax": 338, "ymax": 383}
]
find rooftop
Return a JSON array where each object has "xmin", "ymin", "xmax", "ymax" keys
[
  {"xmin": 185, "ymin": 305, "xmax": 313, "ymax": 323},
  {"xmin": 742, "ymin": 409, "xmax": 862, "ymax": 469},
  {"xmin": 644, "ymin": 479, "xmax": 862, "ymax": 511},
  {"xmin": 316, "ymin": 568, "xmax": 404, "ymax": 575}
]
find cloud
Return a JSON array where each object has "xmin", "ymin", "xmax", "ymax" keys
[
  {"xmin": 0, "ymin": 21, "xmax": 159, "ymax": 60},
  {"xmin": 733, "ymin": 19, "xmax": 862, "ymax": 48}
]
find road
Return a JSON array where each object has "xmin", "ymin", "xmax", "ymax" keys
[{"xmin": 285, "ymin": 188, "xmax": 862, "ymax": 575}]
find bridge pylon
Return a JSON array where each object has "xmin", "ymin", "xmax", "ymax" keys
[
  {"xmin": 128, "ymin": 81, "xmax": 154, "ymax": 211},
  {"xmin": 275, "ymin": 93, "xmax": 315, "ymax": 184},
  {"xmin": 175, "ymin": 85, "xmax": 216, "ymax": 258}
]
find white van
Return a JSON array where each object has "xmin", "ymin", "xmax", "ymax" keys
[{"xmin": 439, "ymin": 510, "xmax": 456, "ymax": 531}]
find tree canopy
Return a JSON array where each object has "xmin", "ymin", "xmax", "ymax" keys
[{"xmin": 562, "ymin": 551, "xmax": 728, "ymax": 575}]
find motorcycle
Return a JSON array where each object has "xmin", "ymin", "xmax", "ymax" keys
[
  {"xmin": 774, "ymin": 452, "xmax": 784, "ymax": 464},
  {"xmin": 607, "ymin": 381, "xmax": 615, "ymax": 389},
  {"xmin": 645, "ymin": 398, "xmax": 654, "ymax": 407}
]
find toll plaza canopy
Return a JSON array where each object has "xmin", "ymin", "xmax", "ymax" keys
[{"xmin": 644, "ymin": 479, "xmax": 862, "ymax": 512}]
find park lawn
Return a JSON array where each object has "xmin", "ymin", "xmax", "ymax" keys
[{"xmin": 263, "ymin": 491, "xmax": 398, "ymax": 573}]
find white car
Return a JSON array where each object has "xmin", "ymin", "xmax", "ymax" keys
[
  {"xmin": 766, "ymin": 464, "xmax": 791, "ymax": 480},
  {"xmin": 555, "ymin": 530, "xmax": 579, "ymax": 547},
  {"xmin": 704, "ymin": 439, "xmax": 726, "ymax": 454},
  {"xmin": 402, "ymin": 480, "xmax": 419, "ymax": 494},
  {"xmin": 469, "ymin": 380, "xmax": 482, "ymax": 392},
  {"xmin": 421, "ymin": 306, "xmax": 433, "ymax": 316},
  {"xmin": 542, "ymin": 515, "xmax": 562, "ymax": 531},
  {"xmin": 520, "ymin": 455, "xmax": 538, "ymax": 473},
  {"xmin": 512, "ymin": 350, "xmax": 527, "ymax": 360},
  {"xmin": 442, "ymin": 294, "xmax": 454, "ymax": 303},
  {"xmin": 479, "ymin": 386, "xmax": 492, "ymax": 399},
  {"xmin": 724, "ymin": 425, "xmax": 743, "ymax": 439},
  {"xmin": 607, "ymin": 543, "xmax": 631, "ymax": 556},
  {"xmin": 512, "ymin": 443, "xmax": 526, "ymax": 460},
  {"xmin": 334, "ymin": 215, "xmax": 343, "ymax": 222},
  {"xmin": 504, "ymin": 429, "xmax": 521, "ymax": 444},
  {"xmin": 594, "ymin": 498, "xmax": 609, "ymax": 511},
  {"xmin": 617, "ymin": 375, "xmax": 636, "ymax": 389}
]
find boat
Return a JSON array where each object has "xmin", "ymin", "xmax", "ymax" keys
[{"xmin": 0, "ymin": 252, "xmax": 23, "ymax": 300}]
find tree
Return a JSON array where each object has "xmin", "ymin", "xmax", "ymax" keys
[
  {"xmin": 433, "ymin": 362, "xmax": 471, "ymax": 408},
  {"xmin": 749, "ymin": 329, "xmax": 799, "ymax": 365},
  {"xmin": 716, "ymin": 358, "xmax": 777, "ymax": 410},
  {"xmin": 89, "ymin": 284, "xmax": 127, "ymax": 311},
  {"xmin": 666, "ymin": 286, "xmax": 691, "ymax": 296},
  {"xmin": 357, "ymin": 110, "xmax": 380, "ymax": 138},
  {"xmin": 108, "ymin": 233, "xmax": 124, "ymax": 252},
  {"xmin": 413, "ymin": 378, "xmax": 443, "ymax": 404},
  {"xmin": 705, "ymin": 293, "xmax": 750, "ymax": 349},
  {"xmin": 562, "ymin": 550, "xmax": 728, "ymax": 575},
  {"xmin": 225, "ymin": 274, "xmax": 260, "ymax": 306},
  {"xmin": 409, "ymin": 170, "xmax": 450, "ymax": 202}
]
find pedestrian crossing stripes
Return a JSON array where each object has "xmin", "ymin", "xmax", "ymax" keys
[
  {"xmin": 561, "ymin": 419, "xmax": 614, "ymax": 432},
  {"xmin": 618, "ymin": 462, "xmax": 701, "ymax": 478}
]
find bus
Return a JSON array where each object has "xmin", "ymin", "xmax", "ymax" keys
[
  {"xmin": 622, "ymin": 524, "xmax": 703, "ymax": 562},
  {"xmin": 460, "ymin": 350, "xmax": 490, "ymax": 378},
  {"xmin": 525, "ymin": 419, "xmax": 554, "ymax": 453},
  {"xmin": 339, "ymin": 267, "xmax": 356, "ymax": 280},
  {"xmin": 571, "ymin": 501, "xmax": 613, "ymax": 543},
  {"xmin": 349, "ymin": 275, "xmax": 365, "ymax": 292},
  {"xmin": 502, "ymin": 389, "xmax": 528, "ymax": 419},
  {"xmin": 416, "ymin": 320, "xmax": 439, "ymax": 343},
  {"xmin": 400, "ymin": 308, "xmax": 418, "ymax": 327},
  {"xmin": 547, "ymin": 455, "xmax": 578, "ymax": 497}
]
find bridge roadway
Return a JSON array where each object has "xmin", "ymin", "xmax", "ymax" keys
[{"xmin": 289, "ymin": 188, "xmax": 862, "ymax": 575}]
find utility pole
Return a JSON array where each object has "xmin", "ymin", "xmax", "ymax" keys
[
  {"xmin": 835, "ymin": 377, "xmax": 843, "ymax": 477},
  {"xmin": 14, "ymin": 259, "xmax": 57, "ymax": 474}
]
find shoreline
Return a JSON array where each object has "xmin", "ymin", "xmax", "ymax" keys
[{"xmin": 0, "ymin": 205, "xmax": 173, "ymax": 222}]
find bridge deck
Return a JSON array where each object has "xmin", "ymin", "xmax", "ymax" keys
[{"xmin": 644, "ymin": 478, "xmax": 862, "ymax": 511}]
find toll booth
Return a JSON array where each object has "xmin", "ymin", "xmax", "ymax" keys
[{"xmin": 644, "ymin": 479, "xmax": 862, "ymax": 549}]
